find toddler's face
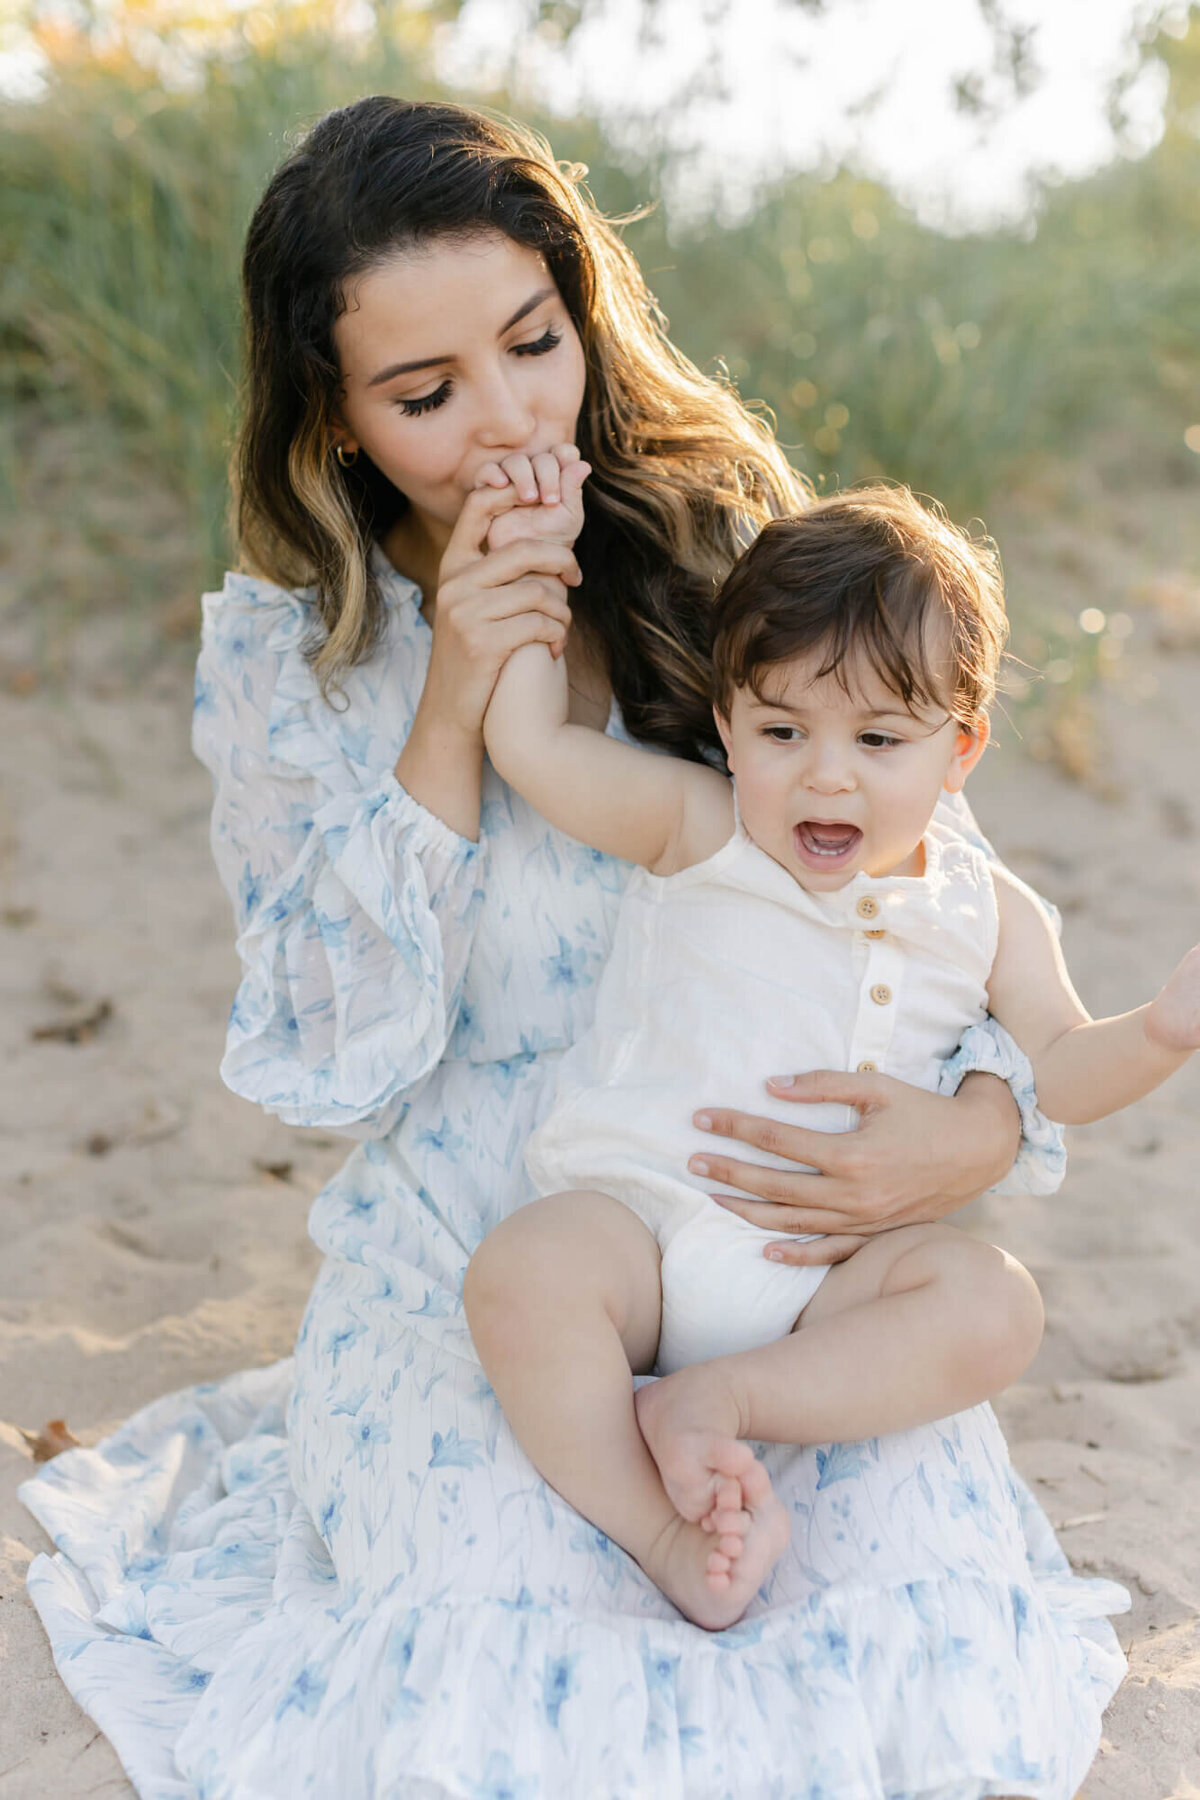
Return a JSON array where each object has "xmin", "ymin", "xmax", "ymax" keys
[{"xmin": 715, "ymin": 647, "xmax": 987, "ymax": 890}]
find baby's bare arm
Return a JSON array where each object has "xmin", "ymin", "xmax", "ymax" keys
[
  {"xmin": 987, "ymin": 865, "xmax": 1196, "ymax": 1123},
  {"xmin": 482, "ymin": 643, "xmax": 731, "ymax": 872}
]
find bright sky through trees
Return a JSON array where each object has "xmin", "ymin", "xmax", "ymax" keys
[
  {"xmin": 438, "ymin": 0, "xmax": 1190, "ymax": 224},
  {"xmin": 1, "ymin": 0, "xmax": 1191, "ymax": 225}
]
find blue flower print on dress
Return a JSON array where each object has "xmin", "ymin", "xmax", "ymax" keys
[
  {"xmin": 540, "ymin": 1653, "xmax": 579, "ymax": 1729},
  {"xmin": 318, "ymin": 1489, "xmax": 345, "ymax": 1542},
  {"xmin": 428, "ymin": 1428, "xmax": 484, "ymax": 1470},
  {"xmin": 541, "ymin": 933, "xmax": 594, "ymax": 994},
  {"xmin": 349, "ymin": 1413, "xmax": 392, "ymax": 1468},
  {"xmin": 326, "ymin": 1320, "xmax": 367, "ymax": 1366},
  {"xmin": 275, "ymin": 1664, "xmax": 327, "ymax": 1720},
  {"xmin": 814, "ymin": 1442, "xmax": 873, "ymax": 1489}
]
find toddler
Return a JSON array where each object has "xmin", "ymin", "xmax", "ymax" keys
[{"xmin": 464, "ymin": 484, "xmax": 1200, "ymax": 1631}]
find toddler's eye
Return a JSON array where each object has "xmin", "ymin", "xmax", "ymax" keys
[
  {"xmin": 513, "ymin": 326, "xmax": 562, "ymax": 357},
  {"xmin": 398, "ymin": 381, "xmax": 453, "ymax": 417},
  {"xmin": 764, "ymin": 727, "xmax": 802, "ymax": 743},
  {"xmin": 859, "ymin": 731, "xmax": 903, "ymax": 749}
]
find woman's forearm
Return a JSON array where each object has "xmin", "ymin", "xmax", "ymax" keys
[
  {"xmin": 950, "ymin": 1071, "xmax": 1022, "ymax": 1198},
  {"xmin": 394, "ymin": 703, "xmax": 485, "ymax": 843}
]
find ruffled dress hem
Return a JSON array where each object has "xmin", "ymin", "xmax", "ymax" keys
[{"xmin": 22, "ymin": 1360, "xmax": 1128, "ymax": 1800}]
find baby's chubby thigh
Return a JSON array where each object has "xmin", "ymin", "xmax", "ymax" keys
[
  {"xmin": 463, "ymin": 1189, "xmax": 665, "ymax": 1376},
  {"xmin": 656, "ymin": 1202, "xmax": 830, "ymax": 1376}
]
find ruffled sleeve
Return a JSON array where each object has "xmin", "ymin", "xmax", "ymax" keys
[
  {"xmin": 937, "ymin": 1020, "xmax": 1068, "ymax": 1195},
  {"xmin": 934, "ymin": 789, "xmax": 1066, "ymax": 1195},
  {"xmin": 192, "ymin": 571, "xmax": 485, "ymax": 1136}
]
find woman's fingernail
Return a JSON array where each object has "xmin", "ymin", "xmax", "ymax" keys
[
  {"xmin": 766, "ymin": 1249, "xmax": 784, "ymax": 1262},
  {"xmin": 767, "ymin": 1075, "xmax": 795, "ymax": 1089},
  {"xmin": 689, "ymin": 1158, "xmax": 709, "ymax": 1176},
  {"xmin": 694, "ymin": 1112, "xmax": 712, "ymax": 1130}
]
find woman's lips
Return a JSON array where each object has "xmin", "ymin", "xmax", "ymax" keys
[{"xmin": 794, "ymin": 820, "xmax": 863, "ymax": 870}]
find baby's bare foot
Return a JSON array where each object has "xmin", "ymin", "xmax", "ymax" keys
[
  {"xmin": 635, "ymin": 1369, "xmax": 754, "ymax": 1524},
  {"xmin": 643, "ymin": 1472, "xmax": 789, "ymax": 1631}
]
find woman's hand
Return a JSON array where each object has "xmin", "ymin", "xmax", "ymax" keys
[
  {"xmin": 395, "ymin": 447, "xmax": 589, "ymax": 840},
  {"xmin": 688, "ymin": 1069, "xmax": 1021, "ymax": 1265},
  {"xmin": 419, "ymin": 478, "xmax": 584, "ymax": 743}
]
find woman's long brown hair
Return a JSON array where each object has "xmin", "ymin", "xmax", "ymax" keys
[{"xmin": 237, "ymin": 96, "xmax": 805, "ymax": 758}]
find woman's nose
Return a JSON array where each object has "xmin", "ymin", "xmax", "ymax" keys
[{"xmin": 475, "ymin": 364, "xmax": 537, "ymax": 451}]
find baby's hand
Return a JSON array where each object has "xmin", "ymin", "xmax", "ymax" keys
[
  {"xmin": 1144, "ymin": 942, "xmax": 1200, "ymax": 1053},
  {"xmin": 477, "ymin": 444, "xmax": 590, "ymax": 556}
]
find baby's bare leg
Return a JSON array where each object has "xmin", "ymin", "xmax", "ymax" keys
[
  {"xmin": 462, "ymin": 1192, "xmax": 788, "ymax": 1629},
  {"xmin": 637, "ymin": 1223, "xmax": 1043, "ymax": 1461}
]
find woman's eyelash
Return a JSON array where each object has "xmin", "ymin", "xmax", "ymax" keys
[
  {"xmin": 395, "ymin": 329, "xmax": 561, "ymax": 417},
  {"xmin": 513, "ymin": 326, "xmax": 561, "ymax": 357},
  {"xmin": 398, "ymin": 382, "xmax": 452, "ymax": 417},
  {"xmin": 518, "ymin": 325, "xmax": 564, "ymax": 356}
]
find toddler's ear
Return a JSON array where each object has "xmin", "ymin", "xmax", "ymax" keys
[
  {"xmin": 712, "ymin": 704, "xmax": 734, "ymax": 762},
  {"xmin": 943, "ymin": 712, "xmax": 990, "ymax": 794}
]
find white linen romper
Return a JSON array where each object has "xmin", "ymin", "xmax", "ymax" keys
[{"xmin": 527, "ymin": 811, "xmax": 998, "ymax": 1373}]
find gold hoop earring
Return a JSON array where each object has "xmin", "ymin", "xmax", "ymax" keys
[{"xmin": 335, "ymin": 444, "xmax": 359, "ymax": 468}]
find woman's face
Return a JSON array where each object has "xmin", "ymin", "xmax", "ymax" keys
[{"xmin": 333, "ymin": 231, "xmax": 588, "ymax": 539}]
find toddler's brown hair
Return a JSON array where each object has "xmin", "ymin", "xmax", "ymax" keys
[{"xmin": 711, "ymin": 485, "xmax": 1008, "ymax": 729}]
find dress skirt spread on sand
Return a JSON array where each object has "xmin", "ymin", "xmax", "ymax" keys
[{"xmin": 21, "ymin": 558, "xmax": 1127, "ymax": 1800}]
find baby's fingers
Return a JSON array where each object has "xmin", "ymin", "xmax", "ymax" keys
[
  {"xmin": 473, "ymin": 461, "xmax": 513, "ymax": 491},
  {"xmin": 558, "ymin": 457, "xmax": 591, "ymax": 506},
  {"xmin": 494, "ymin": 453, "xmax": 538, "ymax": 502},
  {"xmin": 530, "ymin": 451, "xmax": 564, "ymax": 505}
]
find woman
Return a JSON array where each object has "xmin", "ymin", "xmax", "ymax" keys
[{"xmin": 23, "ymin": 97, "xmax": 1126, "ymax": 1799}]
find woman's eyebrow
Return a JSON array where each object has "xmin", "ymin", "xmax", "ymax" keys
[{"xmin": 366, "ymin": 286, "xmax": 557, "ymax": 387}]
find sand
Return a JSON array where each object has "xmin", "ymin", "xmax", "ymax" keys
[{"xmin": 2, "ymin": 543, "xmax": 1199, "ymax": 1796}]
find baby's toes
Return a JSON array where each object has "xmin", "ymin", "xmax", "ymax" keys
[
  {"xmin": 706, "ymin": 1549, "xmax": 733, "ymax": 1586},
  {"xmin": 698, "ymin": 1474, "xmax": 741, "ymax": 1535},
  {"xmin": 715, "ymin": 1531, "xmax": 746, "ymax": 1561},
  {"xmin": 709, "ymin": 1506, "xmax": 751, "ymax": 1541},
  {"xmin": 737, "ymin": 1454, "xmax": 773, "ymax": 1509},
  {"xmin": 710, "ymin": 1438, "xmax": 756, "ymax": 1480},
  {"xmin": 714, "ymin": 1473, "xmax": 744, "ymax": 1515}
]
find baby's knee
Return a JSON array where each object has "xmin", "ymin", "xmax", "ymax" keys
[
  {"xmin": 950, "ymin": 1239, "xmax": 1044, "ymax": 1391},
  {"xmin": 463, "ymin": 1211, "xmax": 546, "ymax": 1325},
  {"xmin": 463, "ymin": 1194, "xmax": 626, "ymax": 1331}
]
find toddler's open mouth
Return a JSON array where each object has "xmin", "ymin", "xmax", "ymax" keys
[{"xmin": 794, "ymin": 820, "xmax": 863, "ymax": 871}]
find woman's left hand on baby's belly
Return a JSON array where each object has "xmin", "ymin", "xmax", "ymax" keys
[{"xmin": 688, "ymin": 1065, "xmax": 1021, "ymax": 1266}]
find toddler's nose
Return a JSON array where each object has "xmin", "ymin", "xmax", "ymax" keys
[{"xmin": 803, "ymin": 749, "xmax": 856, "ymax": 795}]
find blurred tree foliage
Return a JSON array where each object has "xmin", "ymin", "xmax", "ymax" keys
[{"xmin": 2, "ymin": 1, "xmax": 1199, "ymax": 578}]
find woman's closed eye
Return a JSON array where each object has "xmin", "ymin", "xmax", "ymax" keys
[
  {"xmin": 397, "ymin": 382, "xmax": 453, "ymax": 417},
  {"xmin": 512, "ymin": 325, "xmax": 561, "ymax": 358},
  {"xmin": 394, "ymin": 328, "xmax": 562, "ymax": 418}
]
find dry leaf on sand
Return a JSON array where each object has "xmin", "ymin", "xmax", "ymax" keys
[
  {"xmin": 30, "ymin": 999, "xmax": 114, "ymax": 1044},
  {"xmin": 20, "ymin": 1419, "xmax": 82, "ymax": 1462}
]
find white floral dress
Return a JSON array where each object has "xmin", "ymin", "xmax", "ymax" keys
[{"xmin": 22, "ymin": 554, "xmax": 1127, "ymax": 1800}]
